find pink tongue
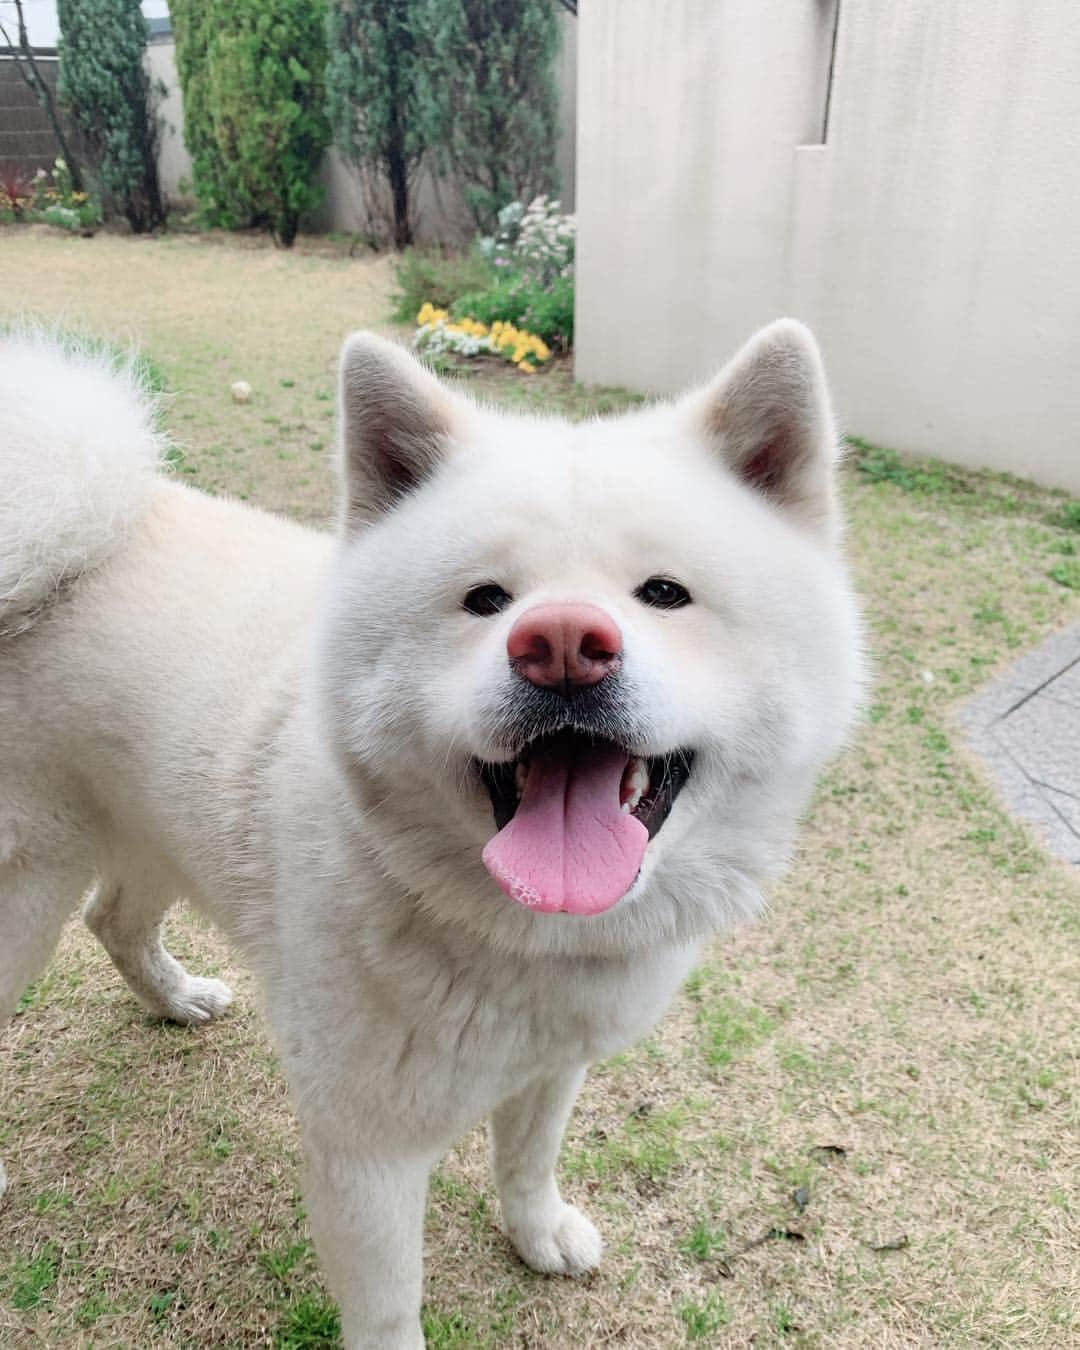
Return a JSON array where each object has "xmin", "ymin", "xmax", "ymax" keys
[{"xmin": 482, "ymin": 741, "xmax": 648, "ymax": 915}]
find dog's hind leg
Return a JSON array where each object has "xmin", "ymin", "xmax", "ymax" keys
[
  {"xmin": 0, "ymin": 835, "xmax": 95, "ymax": 1198},
  {"xmin": 83, "ymin": 875, "xmax": 233, "ymax": 1026}
]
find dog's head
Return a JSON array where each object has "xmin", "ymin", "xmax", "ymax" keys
[{"xmin": 316, "ymin": 324, "xmax": 863, "ymax": 952}]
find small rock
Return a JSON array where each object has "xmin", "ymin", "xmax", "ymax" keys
[
  {"xmin": 920, "ymin": 670, "xmax": 935, "ymax": 684},
  {"xmin": 231, "ymin": 380, "xmax": 253, "ymax": 404}
]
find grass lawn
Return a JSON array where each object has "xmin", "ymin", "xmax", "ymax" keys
[{"xmin": 1, "ymin": 228, "xmax": 1078, "ymax": 1348}]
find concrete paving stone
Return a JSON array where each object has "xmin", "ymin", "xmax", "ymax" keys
[
  {"xmin": 993, "ymin": 694, "xmax": 1080, "ymax": 800},
  {"xmin": 1038, "ymin": 783, "xmax": 1080, "ymax": 833},
  {"xmin": 998, "ymin": 777, "xmax": 1080, "ymax": 863},
  {"xmin": 1043, "ymin": 660, "xmax": 1080, "ymax": 709},
  {"xmin": 956, "ymin": 619, "xmax": 1080, "ymax": 866}
]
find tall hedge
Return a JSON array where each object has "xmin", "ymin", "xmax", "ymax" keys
[
  {"xmin": 325, "ymin": 0, "xmax": 437, "ymax": 249},
  {"xmin": 172, "ymin": 0, "xmax": 330, "ymax": 247},
  {"xmin": 418, "ymin": 0, "xmax": 559, "ymax": 233},
  {"xmin": 56, "ymin": 0, "xmax": 165, "ymax": 232}
]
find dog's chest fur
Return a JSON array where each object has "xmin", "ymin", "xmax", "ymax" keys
[{"xmin": 268, "ymin": 891, "xmax": 697, "ymax": 1144}]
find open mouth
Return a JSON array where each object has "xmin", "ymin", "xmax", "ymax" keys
[{"xmin": 475, "ymin": 732, "xmax": 694, "ymax": 917}]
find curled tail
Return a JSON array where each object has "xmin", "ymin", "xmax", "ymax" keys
[{"xmin": 0, "ymin": 329, "xmax": 166, "ymax": 634}]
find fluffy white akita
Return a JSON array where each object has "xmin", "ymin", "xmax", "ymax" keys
[{"xmin": 0, "ymin": 322, "xmax": 861, "ymax": 1347}]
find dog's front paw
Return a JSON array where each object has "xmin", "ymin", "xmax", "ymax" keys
[
  {"xmin": 153, "ymin": 975, "xmax": 234, "ymax": 1026},
  {"xmin": 509, "ymin": 1202, "xmax": 603, "ymax": 1277}
]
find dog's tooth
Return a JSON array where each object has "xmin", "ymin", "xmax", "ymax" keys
[
  {"xmin": 515, "ymin": 761, "xmax": 527, "ymax": 798},
  {"xmin": 620, "ymin": 757, "xmax": 650, "ymax": 812}
]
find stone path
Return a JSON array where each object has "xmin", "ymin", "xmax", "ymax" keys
[{"xmin": 958, "ymin": 621, "xmax": 1080, "ymax": 865}]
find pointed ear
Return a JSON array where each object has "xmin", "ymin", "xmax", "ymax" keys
[
  {"xmin": 686, "ymin": 320, "xmax": 840, "ymax": 535},
  {"xmin": 337, "ymin": 333, "xmax": 471, "ymax": 530}
]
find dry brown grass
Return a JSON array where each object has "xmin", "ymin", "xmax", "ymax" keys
[{"xmin": 1, "ymin": 230, "xmax": 1078, "ymax": 1348}]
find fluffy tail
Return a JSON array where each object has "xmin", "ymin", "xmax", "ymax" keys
[{"xmin": 0, "ymin": 329, "xmax": 166, "ymax": 634}]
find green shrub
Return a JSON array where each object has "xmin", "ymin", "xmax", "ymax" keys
[
  {"xmin": 417, "ymin": 0, "xmax": 560, "ymax": 233},
  {"xmin": 450, "ymin": 279, "xmax": 529, "ymax": 330},
  {"xmin": 57, "ymin": 0, "xmax": 165, "ymax": 232},
  {"xmin": 448, "ymin": 198, "xmax": 576, "ymax": 348},
  {"xmin": 448, "ymin": 273, "xmax": 572, "ymax": 350},
  {"xmin": 391, "ymin": 248, "xmax": 497, "ymax": 322},
  {"xmin": 172, "ymin": 0, "xmax": 330, "ymax": 246}
]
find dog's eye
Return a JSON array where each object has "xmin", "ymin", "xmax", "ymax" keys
[
  {"xmin": 463, "ymin": 584, "xmax": 513, "ymax": 616},
  {"xmin": 635, "ymin": 577, "xmax": 692, "ymax": 610}
]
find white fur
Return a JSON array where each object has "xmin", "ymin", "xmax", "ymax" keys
[
  {"xmin": 0, "ymin": 326, "xmax": 863, "ymax": 1348},
  {"xmin": 0, "ymin": 331, "xmax": 165, "ymax": 632}
]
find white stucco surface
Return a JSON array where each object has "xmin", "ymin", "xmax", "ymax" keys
[
  {"xmin": 575, "ymin": 1, "xmax": 1080, "ymax": 492},
  {"xmin": 146, "ymin": 40, "xmax": 190, "ymax": 203}
]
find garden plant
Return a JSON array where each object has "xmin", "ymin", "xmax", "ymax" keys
[
  {"xmin": 171, "ymin": 0, "xmax": 330, "ymax": 246},
  {"xmin": 57, "ymin": 0, "xmax": 166, "ymax": 232}
]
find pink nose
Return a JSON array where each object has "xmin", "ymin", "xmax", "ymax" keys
[{"xmin": 507, "ymin": 603, "xmax": 623, "ymax": 689}]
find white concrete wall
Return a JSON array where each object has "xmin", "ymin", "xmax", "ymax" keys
[
  {"xmin": 575, "ymin": 0, "xmax": 1080, "ymax": 494},
  {"xmin": 146, "ymin": 39, "xmax": 190, "ymax": 202}
]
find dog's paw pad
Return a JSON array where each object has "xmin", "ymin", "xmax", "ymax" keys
[
  {"xmin": 156, "ymin": 976, "xmax": 234, "ymax": 1026},
  {"xmin": 513, "ymin": 1204, "xmax": 603, "ymax": 1277}
]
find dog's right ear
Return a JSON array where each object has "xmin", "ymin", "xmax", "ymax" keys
[{"xmin": 337, "ymin": 333, "xmax": 469, "ymax": 530}]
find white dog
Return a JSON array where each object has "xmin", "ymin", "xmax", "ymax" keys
[{"xmin": 0, "ymin": 322, "xmax": 862, "ymax": 1347}]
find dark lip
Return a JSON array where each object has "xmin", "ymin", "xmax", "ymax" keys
[
  {"xmin": 484, "ymin": 673, "xmax": 648, "ymax": 759},
  {"xmin": 476, "ymin": 732, "xmax": 694, "ymax": 840}
]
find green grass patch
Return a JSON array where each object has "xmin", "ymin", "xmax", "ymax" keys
[
  {"xmin": 273, "ymin": 1290, "xmax": 342, "ymax": 1348},
  {"xmin": 565, "ymin": 1105, "xmax": 690, "ymax": 1185},
  {"xmin": 678, "ymin": 1290, "xmax": 732, "ymax": 1339},
  {"xmin": 697, "ymin": 994, "xmax": 777, "ymax": 1071},
  {"xmin": 8, "ymin": 1243, "xmax": 61, "ymax": 1310},
  {"xmin": 1048, "ymin": 559, "xmax": 1080, "ymax": 590},
  {"xmin": 679, "ymin": 1218, "xmax": 729, "ymax": 1262}
]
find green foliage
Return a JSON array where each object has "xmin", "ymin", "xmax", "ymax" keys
[
  {"xmin": 172, "ymin": 0, "xmax": 330, "ymax": 246},
  {"xmin": 1055, "ymin": 500, "xmax": 1080, "ymax": 531},
  {"xmin": 57, "ymin": 0, "xmax": 165, "ymax": 231},
  {"xmin": 678, "ymin": 1291, "xmax": 732, "ymax": 1340},
  {"xmin": 8, "ymin": 1243, "xmax": 61, "ymax": 1311},
  {"xmin": 20, "ymin": 158, "xmax": 103, "ymax": 231},
  {"xmin": 273, "ymin": 1290, "xmax": 342, "ymax": 1347},
  {"xmin": 391, "ymin": 247, "xmax": 497, "ymax": 321},
  {"xmin": 325, "ymin": 0, "xmax": 439, "ymax": 249},
  {"xmin": 441, "ymin": 198, "xmax": 576, "ymax": 348},
  {"xmin": 417, "ymin": 0, "xmax": 560, "ymax": 233},
  {"xmin": 1048, "ymin": 559, "xmax": 1080, "ymax": 590},
  {"xmin": 451, "ymin": 272, "xmax": 573, "ymax": 348},
  {"xmin": 851, "ymin": 438, "xmax": 968, "ymax": 496}
]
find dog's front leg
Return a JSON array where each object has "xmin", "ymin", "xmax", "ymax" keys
[
  {"xmin": 303, "ymin": 1134, "xmax": 432, "ymax": 1350},
  {"xmin": 491, "ymin": 1067, "xmax": 602, "ymax": 1277}
]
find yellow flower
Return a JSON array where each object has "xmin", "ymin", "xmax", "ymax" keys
[
  {"xmin": 516, "ymin": 360, "xmax": 536, "ymax": 374},
  {"xmin": 416, "ymin": 302, "xmax": 448, "ymax": 326}
]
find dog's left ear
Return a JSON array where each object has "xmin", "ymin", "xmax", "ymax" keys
[
  {"xmin": 686, "ymin": 319, "xmax": 840, "ymax": 537},
  {"xmin": 337, "ymin": 333, "xmax": 471, "ymax": 530}
]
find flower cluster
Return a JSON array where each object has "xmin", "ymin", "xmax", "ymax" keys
[
  {"xmin": 478, "ymin": 196, "xmax": 575, "ymax": 284},
  {"xmin": 33, "ymin": 160, "xmax": 89, "ymax": 207},
  {"xmin": 414, "ymin": 303, "xmax": 551, "ymax": 373},
  {"xmin": 0, "ymin": 159, "xmax": 102, "ymax": 231}
]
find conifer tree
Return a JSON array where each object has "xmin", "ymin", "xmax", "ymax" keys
[
  {"xmin": 325, "ymin": 0, "xmax": 433, "ymax": 249},
  {"xmin": 417, "ymin": 0, "xmax": 560, "ymax": 233},
  {"xmin": 172, "ymin": 0, "xmax": 330, "ymax": 246},
  {"xmin": 56, "ymin": 0, "xmax": 163, "ymax": 229}
]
